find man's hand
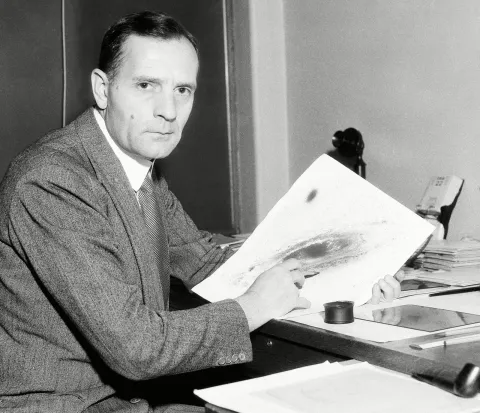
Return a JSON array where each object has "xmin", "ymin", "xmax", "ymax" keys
[
  {"xmin": 368, "ymin": 270, "xmax": 405, "ymax": 305},
  {"xmin": 234, "ymin": 259, "xmax": 311, "ymax": 331}
]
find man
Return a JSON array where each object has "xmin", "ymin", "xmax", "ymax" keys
[{"xmin": 0, "ymin": 11, "xmax": 402, "ymax": 413}]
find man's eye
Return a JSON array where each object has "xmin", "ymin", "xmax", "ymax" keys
[
  {"xmin": 175, "ymin": 87, "xmax": 191, "ymax": 96},
  {"xmin": 138, "ymin": 82, "xmax": 151, "ymax": 89}
]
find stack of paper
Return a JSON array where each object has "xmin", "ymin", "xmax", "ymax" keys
[
  {"xmin": 212, "ymin": 233, "xmax": 249, "ymax": 251},
  {"xmin": 420, "ymin": 240, "xmax": 480, "ymax": 271},
  {"xmin": 195, "ymin": 361, "xmax": 480, "ymax": 413},
  {"xmin": 403, "ymin": 267, "xmax": 480, "ymax": 288}
]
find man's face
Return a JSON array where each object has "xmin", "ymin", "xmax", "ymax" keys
[{"xmin": 103, "ymin": 35, "xmax": 198, "ymax": 161}]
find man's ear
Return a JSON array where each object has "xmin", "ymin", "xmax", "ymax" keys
[{"xmin": 91, "ymin": 69, "xmax": 109, "ymax": 110}]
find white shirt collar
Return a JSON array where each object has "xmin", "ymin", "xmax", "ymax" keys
[{"xmin": 93, "ymin": 108, "xmax": 152, "ymax": 192}]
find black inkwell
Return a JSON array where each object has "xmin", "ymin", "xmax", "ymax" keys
[{"xmin": 323, "ymin": 301, "xmax": 354, "ymax": 324}]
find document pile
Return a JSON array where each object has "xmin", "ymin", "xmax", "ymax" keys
[
  {"xmin": 420, "ymin": 240, "xmax": 480, "ymax": 271},
  {"xmin": 195, "ymin": 361, "xmax": 480, "ymax": 413},
  {"xmin": 403, "ymin": 267, "xmax": 480, "ymax": 288},
  {"xmin": 213, "ymin": 233, "xmax": 249, "ymax": 252}
]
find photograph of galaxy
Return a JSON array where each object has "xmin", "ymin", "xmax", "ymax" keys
[{"xmin": 193, "ymin": 155, "xmax": 434, "ymax": 317}]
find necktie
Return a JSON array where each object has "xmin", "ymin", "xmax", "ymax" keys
[{"xmin": 137, "ymin": 170, "xmax": 170, "ymax": 306}]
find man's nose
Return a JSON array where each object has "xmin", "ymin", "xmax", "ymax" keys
[{"xmin": 153, "ymin": 91, "xmax": 177, "ymax": 122}]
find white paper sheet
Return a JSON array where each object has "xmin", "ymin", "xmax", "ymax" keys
[
  {"xmin": 289, "ymin": 293, "xmax": 480, "ymax": 342},
  {"xmin": 193, "ymin": 155, "xmax": 434, "ymax": 317},
  {"xmin": 194, "ymin": 361, "xmax": 480, "ymax": 413}
]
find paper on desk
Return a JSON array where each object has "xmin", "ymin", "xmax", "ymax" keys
[
  {"xmin": 193, "ymin": 154, "xmax": 434, "ymax": 317},
  {"xmin": 289, "ymin": 293, "xmax": 480, "ymax": 342},
  {"xmin": 288, "ymin": 298, "xmax": 430, "ymax": 343},
  {"xmin": 195, "ymin": 361, "xmax": 480, "ymax": 413}
]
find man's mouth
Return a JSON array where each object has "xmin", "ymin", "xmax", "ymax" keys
[{"xmin": 148, "ymin": 131, "xmax": 173, "ymax": 135}]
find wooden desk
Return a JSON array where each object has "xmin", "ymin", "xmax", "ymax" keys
[
  {"xmin": 171, "ymin": 281, "xmax": 480, "ymax": 410},
  {"xmin": 204, "ymin": 318, "xmax": 480, "ymax": 413},
  {"xmin": 255, "ymin": 318, "xmax": 480, "ymax": 381}
]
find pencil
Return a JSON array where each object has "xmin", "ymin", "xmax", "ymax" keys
[
  {"xmin": 434, "ymin": 324, "xmax": 480, "ymax": 338},
  {"xmin": 410, "ymin": 332, "xmax": 480, "ymax": 350},
  {"xmin": 429, "ymin": 285, "xmax": 480, "ymax": 297}
]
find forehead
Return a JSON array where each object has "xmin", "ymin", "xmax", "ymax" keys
[{"xmin": 118, "ymin": 35, "xmax": 199, "ymax": 80}]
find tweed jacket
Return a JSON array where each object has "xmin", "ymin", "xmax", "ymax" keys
[{"xmin": 0, "ymin": 108, "xmax": 252, "ymax": 412}]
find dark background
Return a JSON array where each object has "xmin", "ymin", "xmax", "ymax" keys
[{"xmin": 0, "ymin": 0, "xmax": 233, "ymax": 234}]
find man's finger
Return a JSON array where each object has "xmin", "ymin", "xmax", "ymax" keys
[
  {"xmin": 295, "ymin": 296, "xmax": 311, "ymax": 310},
  {"xmin": 291, "ymin": 270, "xmax": 306, "ymax": 288},
  {"xmin": 378, "ymin": 279, "xmax": 394, "ymax": 301},
  {"xmin": 370, "ymin": 283, "xmax": 381, "ymax": 305},
  {"xmin": 394, "ymin": 269, "xmax": 406, "ymax": 283},
  {"xmin": 281, "ymin": 258, "xmax": 300, "ymax": 271},
  {"xmin": 384, "ymin": 274, "xmax": 401, "ymax": 298}
]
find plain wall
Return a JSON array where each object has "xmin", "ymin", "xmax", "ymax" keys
[
  {"xmin": 248, "ymin": 1, "xmax": 290, "ymax": 222},
  {"xmin": 276, "ymin": 0, "xmax": 480, "ymax": 240},
  {"xmin": 0, "ymin": 0, "xmax": 62, "ymax": 179}
]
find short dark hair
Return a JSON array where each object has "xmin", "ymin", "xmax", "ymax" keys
[{"xmin": 98, "ymin": 10, "xmax": 198, "ymax": 81}]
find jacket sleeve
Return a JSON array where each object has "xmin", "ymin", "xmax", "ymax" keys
[
  {"xmin": 158, "ymin": 177, "xmax": 235, "ymax": 289},
  {"xmin": 7, "ymin": 161, "xmax": 252, "ymax": 381}
]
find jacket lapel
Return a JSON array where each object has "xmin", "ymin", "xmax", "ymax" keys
[{"xmin": 73, "ymin": 108, "xmax": 166, "ymax": 312}]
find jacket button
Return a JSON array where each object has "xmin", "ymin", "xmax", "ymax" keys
[
  {"xmin": 226, "ymin": 356, "xmax": 232, "ymax": 364},
  {"xmin": 130, "ymin": 398, "xmax": 141, "ymax": 404},
  {"xmin": 238, "ymin": 352, "xmax": 246, "ymax": 361},
  {"xmin": 218, "ymin": 357, "xmax": 226, "ymax": 365},
  {"xmin": 232, "ymin": 354, "xmax": 238, "ymax": 363}
]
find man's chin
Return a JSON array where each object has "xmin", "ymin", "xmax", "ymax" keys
[
  {"xmin": 136, "ymin": 141, "xmax": 177, "ymax": 160},
  {"xmin": 149, "ymin": 147, "xmax": 176, "ymax": 160},
  {"xmin": 148, "ymin": 138, "xmax": 179, "ymax": 160}
]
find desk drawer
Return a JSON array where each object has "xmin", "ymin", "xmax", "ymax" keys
[{"xmin": 242, "ymin": 332, "xmax": 349, "ymax": 377}]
